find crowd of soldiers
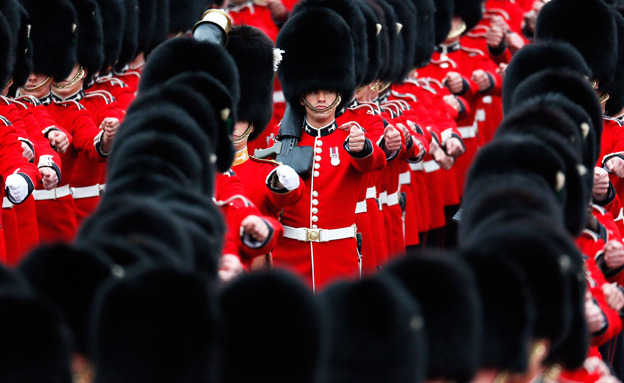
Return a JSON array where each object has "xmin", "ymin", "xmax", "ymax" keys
[{"xmin": 3, "ymin": 0, "xmax": 624, "ymax": 382}]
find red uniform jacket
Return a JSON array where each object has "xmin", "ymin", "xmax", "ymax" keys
[{"xmin": 271, "ymin": 117, "xmax": 386, "ymax": 290}]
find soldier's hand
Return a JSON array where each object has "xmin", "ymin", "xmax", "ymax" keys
[
  {"xmin": 218, "ymin": 254, "xmax": 244, "ymax": 283},
  {"xmin": 490, "ymin": 15, "xmax": 509, "ymax": 32},
  {"xmin": 472, "ymin": 70, "xmax": 493, "ymax": 92},
  {"xmin": 585, "ymin": 291, "xmax": 606, "ymax": 333},
  {"xmin": 602, "ymin": 282, "xmax": 624, "ymax": 312},
  {"xmin": 497, "ymin": 63, "xmax": 508, "ymax": 80},
  {"xmin": 102, "ymin": 117, "xmax": 120, "ymax": 139},
  {"xmin": 275, "ymin": 164, "xmax": 300, "ymax": 191},
  {"xmin": 21, "ymin": 142, "xmax": 34, "ymax": 161},
  {"xmin": 443, "ymin": 94, "xmax": 461, "ymax": 111},
  {"xmin": 606, "ymin": 157, "xmax": 624, "ymax": 177},
  {"xmin": 433, "ymin": 147, "xmax": 454, "ymax": 170},
  {"xmin": 49, "ymin": 130, "xmax": 69, "ymax": 153},
  {"xmin": 397, "ymin": 123, "xmax": 413, "ymax": 146},
  {"xmin": 241, "ymin": 215, "xmax": 270, "ymax": 243},
  {"xmin": 265, "ymin": 0, "xmax": 288, "ymax": 21},
  {"xmin": 593, "ymin": 167, "xmax": 610, "ymax": 200},
  {"xmin": 604, "ymin": 240, "xmax": 624, "ymax": 269},
  {"xmin": 445, "ymin": 72, "xmax": 465, "ymax": 94},
  {"xmin": 506, "ymin": 32, "xmax": 526, "ymax": 54},
  {"xmin": 445, "ymin": 137, "xmax": 464, "ymax": 157},
  {"xmin": 595, "ymin": 375, "xmax": 621, "ymax": 383},
  {"xmin": 383, "ymin": 125, "xmax": 402, "ymax": 152},
  {"xmin": 486, "ymin": 25, "xmax": 504, "ymax": 48},
  {"xmin": 5, "ymin": 173, "xmax": 29, "ymax": 204},
  {"xmin": 39, "ymin": 167, "xmax": 59, "ymax": 190},
  {"xmin": 347, "ymin": 125, "xmax": 366, "ymax": 152},
  {"xmin": 584, "ymin": 357, "xmax": 611, "ymax": 376}
]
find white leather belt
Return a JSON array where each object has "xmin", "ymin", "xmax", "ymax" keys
[
  {"xmin": 366, "ymin": 186, "xmax": 377, "ymax": 199},
  {"xmin": 458, "ymin": 126, "xmax": 477, "ymax": 139},
  {"xmin": 2, "ymin": 197, "xmax": 13, "ymax": 209},
  {"xmin": 409, "ymin": 162, "xmax": 424, "ymax": 171},
  {"xmin": 423, "ymin": 160, "xmax": 441, "ymax": 173},
  {"xmin": 283, "ymin": 224, "xmax": 357, "ymax": 242},
  {"xmin": 355, "ymin": 200, "xmax": 367, "ymax": 214},
  {"xmin": 33, "ymin": 185, "xmax": 72, "ymax": 200},
  {"xmin": 399, "ymin": 171, "xmax": 411, "ymax": 185},
  {"xmin": 71, "ymin": 184, "xmax": 106, "ymax": 199},
  {"xmin": 379, "ymin": 191, "xmax": 388, "ymax": 205},
  {"xmin": 387, "ymin": 191, "xmax": 400, "ymax": 206}
]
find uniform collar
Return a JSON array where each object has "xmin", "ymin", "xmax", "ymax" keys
[
  {"xmin": 435, "ymin": 41, "xmax": 461, "ymax": 55},
  {"xmin": 51, "ymin": 89, "xmax": 85, "ymax": 104},
  {"xmin": 303, "ymin": 119, "xmax": 338, "ymax": 137},
  {"xmin": 232, "ymin": 147, "xmax": 250, "ymax": 166},
  {"xmin": 39, "ymin": 92, "xmax": 53, "ymax": 106}
]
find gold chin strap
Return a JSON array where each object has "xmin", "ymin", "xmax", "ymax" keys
[
  {"xmin": 446, "ymin": 20, "xmax": 467, "ymax": 40},
  {"xmin": 22, "ymin": 76, "xmax": 52, "ymax": 92},
  {"xmin": 302, "ymin": 93, "xmax": 342, "ymax": 114},
  {"xmin": 377, "ymin": 81, "xmax": 392, "ymax": 94},
  {"xmin": 52, "ymin": 67, "xmax": 85, "ymax": 89},
  {"xmin": 355, "ymin": 85, "xmax": 367, "ymax": 95},
  {"xmin": 370, "ymin": 80, "xmax": 382, "ymax": 92},
  {"xmin": 233, "ymin": 122, "xmax": 254, "ymax": 144},
  {"xmin": 542, "ymin": 365, "xmax": 562, "ymax": 383},
  {"xmin": 600, "ymin": 92, "xmax": 610, "ymax": 105},
  {"xmin": 529, "ymin": 340, "xmax": 548, "ymax": 365}
]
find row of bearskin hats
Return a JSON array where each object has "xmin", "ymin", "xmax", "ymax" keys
[
  {"xmin": 461, "ymin": 0, "xmax": 624, "ymax": 378},
  {"xmin": 0, "ymin": 1, "xmax": 279, "ymax": 383}
]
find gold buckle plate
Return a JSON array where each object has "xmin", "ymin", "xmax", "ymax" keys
[{"xmin": 305, "ymin": 229, "xmax": 321, "ymax": 242}]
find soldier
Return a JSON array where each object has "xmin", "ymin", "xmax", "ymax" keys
[{"xmin": 273, "ymin": 6, "xmax": 387, "ymax": 290}]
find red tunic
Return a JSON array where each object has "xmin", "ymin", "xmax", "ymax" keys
[
  {"xmin": 271, "ymin": 116, "xmax": 386, "ymax": 290},
  {"xmin": 0, "ymin": 118, "xmax": 40, "ymax": 264},
  {"xmin": 89, "ymin": 75, "xmax": 135, "ymax": 111},
  {"xmin": 38, "ymin": 99, "xmax": 107, "ymax": 243},
  {"xmin": 215, "ymin": 171, "xmax": 284, "ymax": 269},
  {"xmin": 227, "ymin": 3, "xmax": 279, "ymax": 42},
  {"xmin": 72, "ymin": 92, "xmax": 124, "ymax": 226}
]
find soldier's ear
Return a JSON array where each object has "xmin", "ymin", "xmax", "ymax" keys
[{"xmin": 299, "ymin": 96, "xmax": 305, "ymax": 106}]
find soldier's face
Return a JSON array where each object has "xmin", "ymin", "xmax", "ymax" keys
[
  {"xmin": 51, "ymin": 64, "xmax": 85, "ymax": 97},
  {"xmin": 301, "ymin": 90, "xmax": 337, "ymax": 111},
  {"xmin": 21, "ymin": 73, "xmax": 52, "ymax": 99}
]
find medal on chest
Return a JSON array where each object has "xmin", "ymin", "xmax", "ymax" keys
[{"xmin": 330, "ymin": 147, "xmax": 340, "ymax": 166}]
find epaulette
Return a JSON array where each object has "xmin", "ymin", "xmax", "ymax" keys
[
  {"xmin": 391, "ymin": 90, "xmax": 417, "ymax": 102},
  {"xmin": 224, "ymin": 169, "xmax": 236, "ymax": 176},
  {"xmin": 431, "ymin": 57, "xmax": 458, "ymax": 68},
  {"xmin": 6, "ymin": 98, "xmax": 28, "ymax": 109},
  {"xmin": 85, "ymin": 91, "xmax": 114, "ymax": 104},
  {"xmin": 0, "ymin": 95, "xmax": 10, "ymax": 105},
  {"xmin": 15, "ymin": 95, "xmax": 41, "ymax": 106},
  {"xmin": 57, "ymin": 100, "xmax": 86, "ymax": 110},
  {"xmin": 349, "ymin": 103, "xmax": 378, "ymax": 115},
  {"xmin": 485, "ymin": 8, "xmax": 510, "ymax": 21},
  {"xmin": 592, "ymin": 204, "xmax": 607, "ymax": 216},
  {"xmin": 0, "ymin": 115, "xmax": 12, "ymax": 126},
  {"xmin": 426, "ymin": 78, "xmax": 445, "ymax": 89},
  {"xmin": 460, "ymin": 46, "xmax": 485, "ymax": 57},
  {"xmin": 466, "ymin": 25, "xmax": 489, "ymax": 38},
  {"xmin": 96, "ymin": 76, "xmax": 128, "ymax": 88},
  {"xmin": 581, "ymin": 228, "xmax": 599, "ymax": 243},
  {"xmin": 250, "ymin": 156, "xmax": 281, "ymax": 166}
]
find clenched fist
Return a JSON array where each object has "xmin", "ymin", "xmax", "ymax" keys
[
  {"xmin": 606, "ymin": 157, "xmax": 624, "ymax": 177},
  {"xmin": 339, "ymin": 122, "xmax": 366, "ymax": 152},
  {"xmin": 593, "ymin": 167, "xmax": 610, "ymax": 201},
  {"xmin": 472, "ymin": 69, "xmax": 493, "ymax": 92},
  {"xmin": 445, "ymin": 72, "xmax": 465, "ymax": 94},
  {"xmin": 48, "ymin": 130, "xmax": 69, "ymax": 153},
  {"xmin": 40, "ymin": 167, "xmax": 59, "ymax": 190}
]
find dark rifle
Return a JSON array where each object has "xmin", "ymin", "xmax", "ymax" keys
[{"xmin": 254, "ymin": 104, "xmax": 314, "ymax": 179}]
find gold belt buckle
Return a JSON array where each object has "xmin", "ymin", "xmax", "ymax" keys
[{"xmin": 305, "ymin": 228, "xmax": 321, "ymax": 242}]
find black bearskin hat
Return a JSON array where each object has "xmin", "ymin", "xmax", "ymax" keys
[
  {"xmin": 115, "ymin": 0, "xmax": 139, "ymax": 69},
  {"xmin": 535, "ymin": 0, "xmax": 617, "ymax": 87},
  {"xmin": 226, "ymin": 25, "xmax": 275, "ymax": 142},
  {"xmin": 20, "ymin": 0, "xmax": 78, "ymax": 79},
  {"xmin": 293, "ymin": 0, "xmax": 368, "ymax": 87},
  {"xmin": 453, "ymin": 0, "xmax": 482, "ymax": 32},
  {"xmin": 95, "ymin": 0, "xmax": 125, "ymax": 72},
  {"xmin": 276, "ymin": 6, "xmax": 355, "ymax": 112},
  {"xmin": 92, "ymin": 267, "xmax": 221, "ymax": 383},
  {"xmin": 169, "ymin": 0, "xmax": 202, "ymax": 35},
  {"xmin": 68, "ymin": 0, "xmax": 105, "ymax": 81},
  {"xmin": 502, "ymin": 41, "xmax": 591, "ymax": 114},
  {"xmin": 385, "ymin": 251, "xmax": 482, "ymax": 383}
]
